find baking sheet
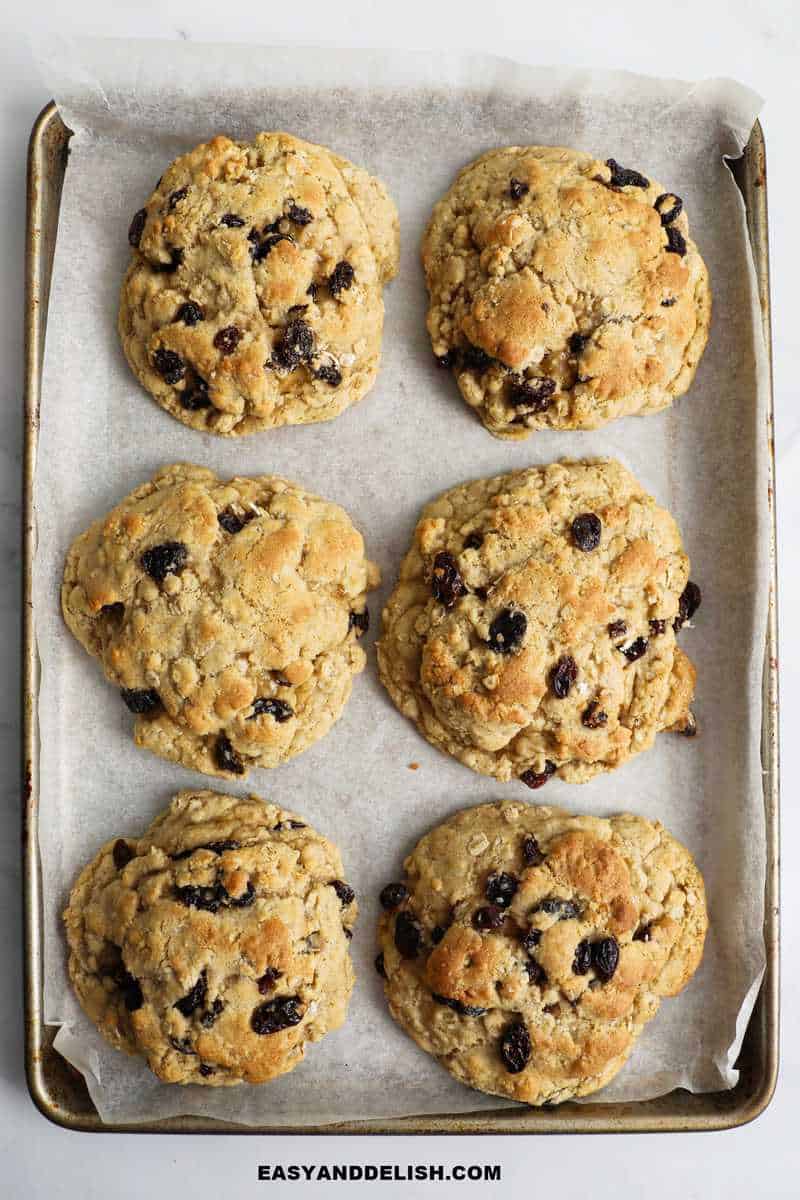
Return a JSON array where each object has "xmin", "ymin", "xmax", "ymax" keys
[{"xmin": 31, "ymin": 36, "xmax": 769, "ymax": 1126}]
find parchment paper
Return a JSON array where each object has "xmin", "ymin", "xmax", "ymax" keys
[{"xmin": 31, "ymin": 36, "xmax": 770, "ymax": 1126}]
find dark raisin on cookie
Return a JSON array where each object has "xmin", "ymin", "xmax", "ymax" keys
[
  {"xmin": 573, "ymin": 939, "xmax": 593, "ymax": 975},
  {"xmin": 582, "ymin": 701, "xmax": 608, "ymax": 729},
  {"xmin": 620, "ymin": 636, "xmax": 649, "ymax": 662},
  {"xmin": 654, "ymin": 193, "xmax": 683, "ymax": 226},
  {"xmin": 432, "ymin": 994, "xmax": 487, "ymax": 1017},
  {"xmin": 661, "ymin": 297, "xmax": 677, "ymax": 307},
  {"xmin": 674, "ymin": 581, "xmax": 702, "ymax": 631},
  {"xmin": 463, "ymin": 531, "xmax": 483, "ymax": 550},
  {"xmin": 175, "ymin": 881, "xmax": 228, "ymax": 913},
  {"xmin": 214, "ymin": 734, "xmax": 244, "ymax": 775},
  {"xmin": 571, "ymin": 512, "xmax": 602, "ymax": 551},
  {"xmin": 431, "ymin": 551, "xmax": 467, "ymax": 607},
  {"xmin": 436, "ymin": 348, "xmax": 460, "ymax": 370},
  {"xmin": 472, "ymin": 905, "xmax": 505, "ymax": 932},
  {"xmin": 374, "ymin": 951, "xmax": 387, "ymax": 978},
  {"xmin": 128, "ymin": 209, "xmax": 147, "ymax": 247},
  {"xmin": 287, "ymin": 203, "xmax": 313, "ymax": 225},
  {"xmin": 314, "ymin": 359, "xmax": 343, "ymax": 387},
  {"xmin": 152, "ymin": 348, "xmax": 186, "ymax": 385},
  {"xmin": 168, "ymin": 186, "xmax": 188, "ymax": 211},
  {"xmin": 169, "ymin": 1035, "xmax": 195, "ymax": 1055},
  {"xmin": 520, "ymin": 928, "xmax": 541, "ymax": 954},
  {"xmin": 250, "ymin": 996, "xmax": 304, "ymax": 1035},
  {"xmin": 525, "ymin": 959, "xmax": 547, "ymax": 987},
  {"xmin": 605, "ymin": 158, "xmax": 650, "ymax": 189},
  {"xmin": 230, "ymin": 881, "xmax": 256, "ymax": 908},
  {"xmin": 592, "ymin": 936, "xmax": 620, "ymax": 982},
  {"xmin": 568, "ymin": 332, "xmax": 589, "ymax": 354},
  {"xmin": 509, "ymin": 177, "xmax": 530, "ymax": 200},
  {"xmin": 608, "ymin": 619, "xmax": 628, "ymax": 639},
  {"xmin": 171, "ymin": 839, "xmax": 240, "ymax": 861},
  {"xmin": 198, "ymin": 1063, "xmax": 215, "ymax": 1076},
  {"xmin": 485, "ymin": 872, "xmax": 519, "ymax": 909},
  {"xmin": 665, "ymin": 225, "xmax": 687, "ymax": 256},
  {"xmin": 218, "ymin": 507, "xmax": 254, "ymax": 534},
  {"xmin": 328, "ymin": 260, "xmax": 355, "ymax": 297},
  {"xmin": 679, "ymin": 712, "xmax": 698, "ymax": 738},
  {"xmin": 153, "ymin": 247, "xmax": 184, "ymax": 273},
  {"xmin": 633, "ymin": 923, "xmax": 653, "ymax": 942},
  {"xmin": 140, "ymin": 541, "xmax": 188, "ymax": 582},
  {"xmin": 249, "ymin": 697, "xmax": 294, "ymax": 722},
  {"xmin": 533, "ymin": 898, "xmax": 582, "ymax": 920},
  {"xmin": 180, "ymin": 376, "xmax": 211, "ymax": 410},
  {"xmin": 349, "ymin": 608, "xmax": 370, "ymax": 636},
  {"xmin": 500, "ymin": 1020, "xmax": 531, "ymax": 1073},
  {"xmin": 507, "ymin": 377, "xmax": 556, "ymax": 412},
  {"xmin": 273, "ymin": 319, "xmax": 314, "ymax": 369},
  {"xmin": 487, "ymin": 607, "xmax": 527, "ymax": 654},
  {"xmin": 649, "ymin": 618, "xmax": 667, "ymax": 636},
  {"xmin": 394, "ymin": 911, "xmax": 424, "ymax": 958},
  {"xmin": 220, "ymin": 212, "xmax": 245, "ymax": 227},
  {"xmin": 176, "ymin": 301, "xmax": 204, "ymax": 326},
  {"xmin": 461, "ymin": 343, "xmax": 495, "ymax": 372},
  {"xmin": 112, "ymin": 839, "xmax": 134, "ymax": 870},
  {"xmin": 520, "ymin": 761, "xmax": 556, "ymax": 790},
  {"xmin": 431, "ymin": 925, "xmax": 447, "ymax": 944},
  {"xmin": 522, "ymin": 835, "xmax": 545, "ymax": 867},
  {"xmin": 120, "ymin": 687, "xmax": 161, "ymax": 715},
  {"xmin": 330, "ymin": 880, "xmax": 355, "ymax": 907},
  {"xmin": 550, "ymin": 655, "xmax": 578, "ymax": 699},
  {"xmin": 213, "ymin": 325, "xmax": 242, "ymax": 355},
  {"xmin": 273, "ymin": 820, "xmax": 306, "ymax": 831},
  {"xmin": 173, "ymin": 970, "xmax": 208, "ymax": 1017},
  {"xmin": 379, "ymin": 882, "xmax": 408, "ymax": 911},
  {"xmin": 117, "ymin": 969, "xmax": 144, "ymax": 1012},
  {"xmin": 257, "ymin": 967, "xmax": 283, "ymax": 994},
  {"xmin": 252, "ymin": 232, "xmax": 294, "ymax": 261}
]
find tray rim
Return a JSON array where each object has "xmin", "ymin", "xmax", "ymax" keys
[{"xmin": 22, "ymin": 98, "xmax": 780, "ymax": 1135}]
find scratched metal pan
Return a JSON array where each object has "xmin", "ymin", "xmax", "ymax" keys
[{"xmin": 22, "ymin": 100, "xmax": 779, "ymax": 1134}]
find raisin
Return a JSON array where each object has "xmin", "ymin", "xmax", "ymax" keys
[
  {"xmin": 252, "ymin": 232, "xmax": 294, "ymax": 261},
  {"xmin": 525, "ymin": 960, "xmax": 547, "ymax": 986},
  {"xmin": 174, "ymin": 970, "xmax": 207, "ymax": 1017},
  {"xmin": 507, "ymin": 377, "xmax": 556, "ymax": 412},
  {"xmin": 112, "ymin": 839, "xmax": 133, "ymax": 870},
  {"xmin": 674, "ymin": 581, "xmax": 702, "ymax": 631},
  {"xmin": 500, "ymin": 1020, "xmax": 531, "ymax": 1073},
  {"xmin": 171, "ymin": 839, "xmax": 239, "ymax": 861},
  {"xmin": 649, "ymin": 618, "xmax": 667, "ymax": 636},
  {"xmin": 101, "ymin": 602, "xmax": 125, "ymax": 621},
  {"xmin": 251, "ymin": 996, "xmax": 304, "ymax": 1035},
  {"xmin": 175, "ymin": 882, "xmax": 228, "ymax": 913},
  {"xmin": 273, "ymin": 820, "xmax": 306, "ymax": 831},
  {"xmin": 432, "ymin": 994, "xmax": 487, "ymax": 1017},
  {"xmin": 633, "ymin": 924, "xmax": 653, "ymax": 942},
  {"xmin": 257, "ymin": 968, "xmax": 283, "ymax": 994},
  {"xmin": 461, "ymin": 343, "xmax": 494, "ymax": 372},
  {"xmin": 119, "ymin": 971, "xmax": 143, "ymax": 1012},
  {"xmin": 328, "ymin": 260, "xmax": 355, "ymax": 296},
  {"xmin": 520, "ymin": 762, "xmax": 556, "ymax": 790},
  {"xmin": 349, "ymin": 608, "xmax": 370, "ymax": 636},
  {"xmin": 168, "ymin": 186, "xmax": 188, "ymax": 210},
  {"xmin": 220, "ymin": 212, "xmax": 245, "ymax": 227},
  {"xmin": 608, "ymin": 619, "xmax": 627, "ymax": 639},
  {"xmin": 394, "ymin": 911, "xmax": 423, "ymax": 958},
  {"xmin": 374, "ymin": 952, "xmax": 387, "ymax": 978},
  {"xmin": 250, "ymin": 697, "xmax": 294, "ymax": 722},
  {"xmin": 214, "ymin": 734, "xmax": 244, "ymax": 775},
  {"xmin": 485, "ymin": 872, "xmax": 518, "ymax": 909},
  {"xmin": 128, "ymin": 209, "xmax": 147, "ymax": 247},
  {"xmin": 582, "ymin": 701, "xmax": 608, "ymax": 729},
  {"xmin": 522, "ymin": 835, "xmax": 545, "ymax": 867},
  {"xmin": 592, "ymin": 936, "xmax": 620, "ymax": 981},
  {"xmin": 487, "ymin": 608, "xmax": 527, "ymax": 654},
  {"xmin": 431, "ymin": 925, "xmax": 447, "ymax": 944},
  {"xmin": 431, "ymin": 551, "xmax": 467, "ymax": 607},
  {"xmin": 606, "ymin": 158, "xmax": 650, "ymax": 189},
  {"xmin": 331, "ymin": 880, "xmax": 355, "ymax": 907},
  {"xmin": 654, "ymin": 193, "xmax": 683, "ymax": 226},
  {"xmin": 287, "ymin": 203, "xmax": 313, "ymax": 225},
  {"xmin": 314, "ymin": 359, "xmax": 342, "ymax": 387},
  {"xmin": 379, "ymin": 882, "xmax": 408, "ymax": 911},
  {"xmin": 273, "ymin": 319, "xmax": 314, "ymax": 369},
  {"xmin": 436, "ymin": 349, "xmax": 459, "ymax": 369},
  {"xmin": 152, "ymin": 348, "xmax": 185, "ymax": 385},
  {"xmin": 218, "ymin": 507, "xmax": 254, "ymax": 534},
  {"xmin": 680, "ymin": 712, "xmax": 698, "ymax": 738},
  {"xmin": 141, "ymin": 541, "xmax": 188, "ymax": 582},
  {"xmin": 509, "ymin": 177, "xmax": 529, "ymax": 200},
  {"xmin": 153, "ymin": 247, "xmax": 184, "ymax": 273},
  {"xmin": 198, "ymin": 1064, "xmax": 215, "ymax": 1076},
  {"xmin": 666, "ymin": 226, "xmax": 687, "ymax": 256},
  {"xmin": 568, "ymin": 332, "xmax": 589, "ymax": 354},
  {"xmin": 176, "ymin": 301, "xmax": 204, "ymax": 326},
  {"xmin": 550, "ymin": 655, "xmax": 578, "ymax": 699},
  {"xmin": 661, "ymin": 297, "xmax": 677, "ymax": 307},
  {"xmin": 463, "ymin": 532, "xmax": 483, "ymax": 550},
  {"xmin": 120, "ymin": 687, "xmax": 161, "ymax": 715},
  {"xmin": 621, "ymin": 636, "xmax": 648, "ymax": 662},
  {"xmin": 231, "ymin": 882, "xmax": 256, "ymax": 909},
  {"xmin": 180, "ymin": 376, "xmax": 211, "ymax": 410},
  {"xmin": 533, "ymin": 898, "xmax": 581, "ymax": 920},
  {"xmin": 306, "ymin": 282, "xmax": 318, "ymax": 300},
  {"xmin": 573, "ymin": 939, "xmax": 593, "ymax": 975},
  {"xmin": 213, "ymin": 325, "xmax": 241, "ymax": 355},
  {"xmin": 472, "ymin": 905, "xmax": 505, "ymax": 932},
  {"xmin": 520, "ymin": 928, "xmax": 541, "ymax": 954},
  {"xmin": 169, "ymin": 1036, "xmax": 195, "ymax": 1055},
  {"xmin": 571, "ymin": 512, "xmax": 602, "ymax": 551}
]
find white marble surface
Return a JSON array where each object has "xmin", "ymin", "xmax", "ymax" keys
[{"xmin": 0, "ymin": 2, "xmax": 797, "ymax": 1196}]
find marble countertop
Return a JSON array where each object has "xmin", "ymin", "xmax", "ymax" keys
[{"xmin": 1, "ymin": 3, "xmax": 797, "ymax": 1196}]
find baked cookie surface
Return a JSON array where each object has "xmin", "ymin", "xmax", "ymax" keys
[
  {"xmin": 119, "ymin": 132, "xmax": 399, "ymax": 435},
  {"xmin": 62, "ymin": 464, "xmax": 379, "ymax": 778},
  {"xmin": 377, "ymin": 459, "xmax": 699, "ymax": 788},
  {"xmin": 423, "ymin": 145, "xmax": 710, "ymax": 438},
  {"xmin": 64, "ymin": 790, "xmax": 357, "ymax": 1086},
  {"xmin": 377, "ymin": 801, "xmax": 707, "ymax": 1106}
]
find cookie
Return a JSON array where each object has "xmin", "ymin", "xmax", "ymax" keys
[
  {"xmin": 377, "ymin": 459, "xmax": 699, "ymax": 787},
  {"xmin": 64, "ymin": 790, "xmax": 356, "ymax": 1085},
  {"xmin": 119, "ymin": 133, "xmax": 399, "ymax": 435},
  {"xmin": 423, "ymin": 146, "xmax": 710, "ymax": 438},
  {"xmin": 377, "ymin": 800, "xmax": 707, "ymax": 1105},
  {"xmin": 62, "ymin": 464, "xmax": 379, "ymax": 778}
]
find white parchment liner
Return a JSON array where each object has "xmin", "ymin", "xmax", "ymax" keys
[{"xmin": 31, "ymin": 36, "xmax": 768, "ymax": 1125}]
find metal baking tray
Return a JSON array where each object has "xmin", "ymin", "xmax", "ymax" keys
[{"xmin": 22, "ymin": 100, "xmax": 779, "ymax": 1134}]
